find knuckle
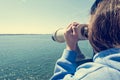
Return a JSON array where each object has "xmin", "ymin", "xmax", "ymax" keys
[{"xmin": 65, "ymin": 29, "xmax": 70, "ymax": 34}]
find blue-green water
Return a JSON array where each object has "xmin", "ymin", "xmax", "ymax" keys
[{"xmin": 0, "ymin": 35, "xmax": 93, "ymax": 80}]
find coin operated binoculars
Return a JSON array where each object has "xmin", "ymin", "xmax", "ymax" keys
[{"xmin": 52, "ymin": 24, "xmax": 88, "ymax": 43}]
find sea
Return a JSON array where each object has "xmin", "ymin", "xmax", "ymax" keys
[{"xmin": 0, "ymin": 34, "xmax": 93, "ymax": 80}]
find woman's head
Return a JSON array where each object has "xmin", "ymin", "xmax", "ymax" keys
[{"xmin": 88, "ymin": 0, "xmax": 120, "ymax": 52}]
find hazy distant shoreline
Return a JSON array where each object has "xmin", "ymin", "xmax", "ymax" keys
[{"xmin": 0, "ymin": 34, "xmax": 50, "ymax": 36}]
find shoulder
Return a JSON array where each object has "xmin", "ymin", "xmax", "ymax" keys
[{"xmin": 72, "ymin": 62, "xmax": 116, "ymax": 80}]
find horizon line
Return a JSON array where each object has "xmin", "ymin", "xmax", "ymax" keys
[{"xmin": 0, "ymin": 33, "xmax": 51, "ymax": 35}]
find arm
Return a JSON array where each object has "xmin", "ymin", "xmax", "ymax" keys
[
  {"xmin": 50, "ymin": 46, "xmax": 87, "ymax": 80},
  {"xmin": 75, "ymin": 44, "xmax": 85, "ymax": 62},
  {"xmin": 50, "ymin": 49, "xmax": 77, "ymax": 80},
  {"xmin": 51, "ymin": 22, "xmax": 84, "ymax": 80}
]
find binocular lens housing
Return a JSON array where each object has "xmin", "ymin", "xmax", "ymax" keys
[{"xmin": 52, "ymin": 24, "xmax": 88, "ymax": 43}]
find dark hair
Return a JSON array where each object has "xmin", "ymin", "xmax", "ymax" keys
[
  {"xmin": 90, "ymin": 0, "xmax": 103, "ymax": 15},
  {"xmin": 89, "ymin": 0, "xmax": 120, "ymax": 52}
]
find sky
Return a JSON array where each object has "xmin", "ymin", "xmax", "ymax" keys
[{"xmin": 0, "ymin": 0, "xmax": 95, "ymax": 34}]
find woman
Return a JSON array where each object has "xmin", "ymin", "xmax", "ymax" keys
[{"xmin": 51, "ymin": 0, "xmax": 120, "ymax": 80}]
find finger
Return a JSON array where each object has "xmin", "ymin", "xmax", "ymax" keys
[
  {"xmin": 72, "ymin": 26, "xmax": 78, "ymax": 35},
  {"xmin": 67, "ymin": 22, "xmax": 78, "ymax": 31},
  {"xmin": 66, "ymin": 27, "xmax": 72, "ymax": 34},
  {"xmin": 73, "ymin": 22, "xmax": 80, "ymax": 27},
  {"xmin": 65, "ymin": 22, "xmax": 79, "ymax": 34},
  {"xmin": 66, "ymin": 24, "xmax": 72, "ymax": 33},
  {"xmin": 66, "ymin": 22, "xmax": 79, "ymax": 29},
  {"xmin": 67, "ymin": 23, "xmax": 72, "ymax": 29}
]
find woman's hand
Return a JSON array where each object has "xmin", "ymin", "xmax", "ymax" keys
[{"xmin": 64, "ymin": 22, "xmax": 80, "ymax": 51}]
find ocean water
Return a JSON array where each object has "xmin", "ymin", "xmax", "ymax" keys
[{"xmin": 0, "ymin": 34, "xmax": 93, "ymax": 80}]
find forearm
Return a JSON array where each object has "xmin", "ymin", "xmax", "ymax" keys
[
  {"xmin": 51, "ymin": 22, "xmax": 86, "ymax": 80},
  {"xmin": 75, "ymin": 44, "xmax": 85, "ymax": 62},
  {"xmin": 50, "ymin": 49, "xmax": 77, "ymax": 80}
]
